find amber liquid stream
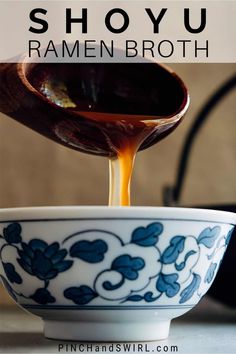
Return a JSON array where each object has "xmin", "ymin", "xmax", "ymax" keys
[{"xmin": 72, "ymin": 111, "xmax": 179, "ymax": 206}]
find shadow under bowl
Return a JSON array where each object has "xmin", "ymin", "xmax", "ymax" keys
[{"xmin": 0, "ymin": 206, "xmax": 235, "ymax": 341}]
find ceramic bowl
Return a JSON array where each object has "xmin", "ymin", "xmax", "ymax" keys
[{"xmin": 0, "ymin": 206, "xmax": 235, "ymax": 341}]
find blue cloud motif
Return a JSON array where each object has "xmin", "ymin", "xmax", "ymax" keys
[
  {"xmin": 131, "ymin": 222, "xmax": 163, "ymax": 246},
  {"xmin": 70, "ymin": 240, "xmax": 108, "ymax": 263},
  {"xmin": 94, "ymin": 240, "xmax": 161, "ymax": 301},
  {"xmin": 179, "ymin": 273, "xmax": 201, "ymax": 304},
  {"xmin": 3, "ymin": 262, "xmax": 22, "ymax": 284},
  {"xmin": 204, "ymin": 262, "xmax": 217, "ymax": 284},
  {"xmin": 30, "ymin": 288, "xmax": 56, "ymax": 305},
  {"xmin": 64, "ymin": 286, "xmax": 98, "ymax": 305},
  {"xmin": 175, "ymin": 250, "xmax": 197, "ymax": 271},
  {"xmin": 161, "ymin": 236, "xmax": 199, "ymax": 285},
  {"xmin": 17, "ymin": 239, "xmax": 73, "ymax": 281},
  {"xmin": 111, "ymin": 255, "xmax": 145, "ymax": 280},
  {"xmin": 3, "ymin": 223, "xmax": 22, "ymax": 244},
  {"xmin": 198, "ymin": 226, "xmax": 221, "ymax": 248},
  {"xmin": 161, "ymin": 236, "xmax": 185, "ymax": 264},
  {"xmin": 103, "ymin": 255, "xmax": 145, "ymax": 291},
  {"xmin": 156, "ymin": 273, "xmax": 180, "ymax": 297}
]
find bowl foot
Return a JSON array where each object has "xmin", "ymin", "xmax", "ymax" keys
[{"xmin": 44, "ymin": 320, "xmax": 171, "ymax": 341}]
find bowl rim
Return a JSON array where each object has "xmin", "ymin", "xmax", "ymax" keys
[{"xmin": 0, "ymin": 206, "xmax": 235, "ymax": 224}]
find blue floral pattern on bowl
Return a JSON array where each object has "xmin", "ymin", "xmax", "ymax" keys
[{"xmin": 0, "ymin": 219, "xmax": 233, "ymax": 307}]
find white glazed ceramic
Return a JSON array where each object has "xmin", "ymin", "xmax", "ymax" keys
[{"xmin": 0, "ymin": 206, "xmax": 235, "ymax": 341}]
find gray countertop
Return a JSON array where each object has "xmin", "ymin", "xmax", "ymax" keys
[{"xmin": 1, "ymin": 298, "xmax": 236, "ymax": 354}]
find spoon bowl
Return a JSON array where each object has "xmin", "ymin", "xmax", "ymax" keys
[{"xmin": 0, "ymin": 56, "xmax": 189, "ymax": 157}]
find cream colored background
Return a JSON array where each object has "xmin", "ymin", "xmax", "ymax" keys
[{"xmin": 0, "ymin": 64, "xmax": 235, "ymax": 305}]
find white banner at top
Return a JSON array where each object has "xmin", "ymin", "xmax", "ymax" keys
[{"xmin": 0, "ymin": 0, "xmax": 235, "ymax": 63}]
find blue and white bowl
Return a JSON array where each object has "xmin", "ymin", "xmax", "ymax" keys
[{"xmin": 0, "ymin": 206, "xmax": 235, "ymax": 341}]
